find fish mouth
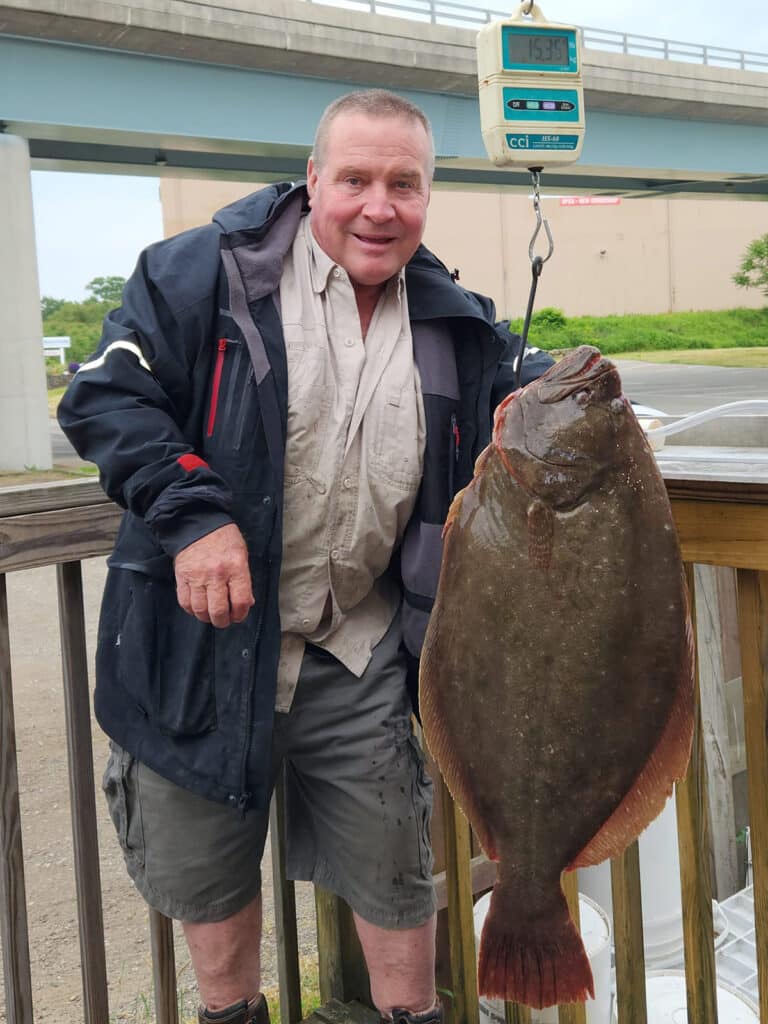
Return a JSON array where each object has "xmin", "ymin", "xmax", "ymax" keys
[{"xmin": 537, "ymin": 348, "xmax": 620, "ymax": 405}]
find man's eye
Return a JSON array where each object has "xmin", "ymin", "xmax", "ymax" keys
[
  {"xmin": 395, "ymin": 181, "xmax": 415, "ymax": 190},
  {"xmin": 344, "ymin": 177, "xmax": 362, "ymax": 187}
]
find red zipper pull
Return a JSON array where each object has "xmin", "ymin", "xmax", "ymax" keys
[{"xmin": 207, "ymin": 339, "xmax": 229, "ymax": 437}]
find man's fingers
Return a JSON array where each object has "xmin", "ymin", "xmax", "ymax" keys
[
  {"xmin": 228, "ymin": 574, "xmax": 255, "ymax": 624},
  {"xmin": 176, "ymin": 579, "xmax": 192, "ymax": 616},
  {"xmin": 173, "ymin": 524, "xmax": 255, "ymax": 627},
  {"xmin": 206, "ymin": 581, "xmax": 234, "ymax": 629},
  {"xmin": 189, "ymin": 584, "xmax": 212, "ymax": 624}
]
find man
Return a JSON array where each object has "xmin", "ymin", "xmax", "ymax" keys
[{"xmin": 58, "ymin": 90, "xmax": 553, "ymax": 1024}]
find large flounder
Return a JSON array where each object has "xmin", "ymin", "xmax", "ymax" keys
[{"xmin": 419, "ymin": 346, "xmax": 694, "ymax": 1009}]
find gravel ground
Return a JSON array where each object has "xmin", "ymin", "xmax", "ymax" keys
[{"xmin": 0, "ymin": 559, "xmax": 318, "ymax": 1023}]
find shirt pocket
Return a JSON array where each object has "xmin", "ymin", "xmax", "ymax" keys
[
  {"xmin": 285, "ymin": 343, "xmax": 334, "ymax": 484},
  {"xmin": 369, "ymin": 385, "xmax": 423, "ymax": 492}
]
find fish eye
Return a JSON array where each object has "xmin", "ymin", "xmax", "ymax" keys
[
  {"xmin": 610, "ymin": 398, "xmax": 625, "ymax": 414},
  {"xmin": 575, "ymin": 390, "xmax": 590, "ymax": 406}
]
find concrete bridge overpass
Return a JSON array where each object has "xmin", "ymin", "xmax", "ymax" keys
[
  {"xmin": 2, "ymin": 0, "xmax": 768, "ymax": 197},
  {"xmin": 2, "ymin": 0, "xmax": 768, "ymax": 469}
]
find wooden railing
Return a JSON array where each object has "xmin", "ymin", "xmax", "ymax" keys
[{"xmin": 1, "ymin": 458, "xmax": 766, "ymax": 1023}]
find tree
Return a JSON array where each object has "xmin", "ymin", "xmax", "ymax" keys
[
  {"xmin": 85, "ymin": 275, "xmax": 126, "ymax": 305},
  {"xmin": 41, "ymin": 295, "xmax": 66, "ymax": 319},
  {"xmin": 733, "ymin": 234, "xmax": 768, "ymax": 299}
]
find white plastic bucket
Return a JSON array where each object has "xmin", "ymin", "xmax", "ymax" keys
[
  {"xmin": 611, "ymin": 970, "xmax": 759, "ymax": 1023},
  {"xmin": 473, "ymin": 890, "xmax": 612, "ymax": 1024}
]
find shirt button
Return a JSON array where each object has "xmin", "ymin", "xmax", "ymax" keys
[
  {"xmin": 333, "ymin": 268, "xmax": 342, "ymax": 279},
  {"xmin": 342, "ymin": 477, "xmax": 352, "ymax": 489},
  {"xmin": 330, "ymin": 549, "xmax": 339, "ymax": 561},
  {"xmin": 345, "ymin": 338, "xmax": 354, "ymax": 347},
  {"xmin": 302, "ymin": 618, "xmax": 310, "ymax": 627}
]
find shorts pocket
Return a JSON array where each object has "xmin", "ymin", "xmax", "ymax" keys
[
  {"xmin": 102, "ymin": 745, "xmax": 145, "ymax": 868},
  {"xmin": 407, "ymin": 734, "xmax": 434, "ymax": 880}
]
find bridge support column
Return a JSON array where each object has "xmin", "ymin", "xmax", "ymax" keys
[{"xmin": 0, "ymin": 134, "xmax": 52, "ymax": 472}]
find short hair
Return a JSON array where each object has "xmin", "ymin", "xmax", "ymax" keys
[{"xmin": 311, "ymin": 89, "xmax": 435, "ymax": 179}]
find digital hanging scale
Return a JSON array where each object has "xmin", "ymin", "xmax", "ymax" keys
[{"xmin": 477, "ymin": 1, "xmax": 585, "ymax": 168}]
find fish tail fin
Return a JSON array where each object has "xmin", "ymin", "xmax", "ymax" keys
[{"xmin": 477, "ymin": 882, "xmax": 594, "ymax": 1010}]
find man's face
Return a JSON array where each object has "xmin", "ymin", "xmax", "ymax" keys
[{"xmin": 306, "ymin": 111, "xmax": 432, "ymax": 290}]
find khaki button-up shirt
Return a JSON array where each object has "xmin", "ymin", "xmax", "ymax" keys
[{"xmin": 275, "ymin": 214, "xmax": 426, "ymax": 711}]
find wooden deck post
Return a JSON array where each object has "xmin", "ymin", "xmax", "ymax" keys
[
  {"xmin": 57, "ymin": 560, "xmax": 110, "ymax": 1024},
  {"xmin": 675, "ymin": 563, "xmax": 718, "ymax": 1024},
  {"xmin": 736, "ymin": 568, "xmax": 768, "ymax": 1021},
  {"xmin": 0, "ymin": 573, "xmax": 34, "ymax": 1022},
  {"xmin": 611, "ymin": 842, "xmax": 647, "ymax": 1024}
]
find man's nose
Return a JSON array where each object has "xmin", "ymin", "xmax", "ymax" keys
[{"xmin": 362, "ymin": 185, "xmax": 395, "ymax": 221}]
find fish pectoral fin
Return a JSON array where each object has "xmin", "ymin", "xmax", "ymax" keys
[{"xmin": 527, "ymin": 499, "xmax": 554, "ymax": 570}]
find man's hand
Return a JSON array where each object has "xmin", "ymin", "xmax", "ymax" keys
[{"xmin": 174, "ymin": 524, "xmax": 255, "ymax": 628}]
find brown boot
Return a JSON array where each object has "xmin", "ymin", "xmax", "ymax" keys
[{"xmin": 198, "ymin": 993, "xmax": 270, "ymax": 1024}]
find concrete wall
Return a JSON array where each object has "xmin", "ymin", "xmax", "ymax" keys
[{"xmin": 160, "ymin": 178, "xmax": 768, "ymax": 319}]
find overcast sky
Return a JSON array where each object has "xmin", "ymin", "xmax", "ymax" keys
[{"xmin": 31, "ymin": 0, "xmax": 768, "ymax": 301}]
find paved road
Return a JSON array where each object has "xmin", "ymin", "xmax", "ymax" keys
[
  {"xmin": 615, "ymin": 360, "xmax": 768, "ymax": 416},
  {"xmin": 50, "ymin": 361, "xmax": 768, "ymax": 467}
]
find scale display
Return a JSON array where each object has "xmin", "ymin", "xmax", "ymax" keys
[
  {"xmin": 477, "ymin": 3, "xmax": 585, "ymax": 168},
  {"xmin": 503, "ymin": 28, "xmax": 573, "ymax": 70}
]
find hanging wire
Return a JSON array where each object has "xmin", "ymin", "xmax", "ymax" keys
[{"xmin": 514, "ymin": 168, "xmax": 554, "ymax": 390}]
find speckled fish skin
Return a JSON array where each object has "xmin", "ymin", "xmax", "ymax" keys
[{"xmin": 419, "ymin": 345, "xmax": 694, "ymax": 1010}]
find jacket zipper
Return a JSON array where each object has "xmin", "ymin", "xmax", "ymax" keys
[
  {"xmin": 206, "ymin": 338, "xmax": 228, "ymax": 437},
  {"xmin": 448, "ymin": 412, "xmax": 460, "ymax": 498},
  {"xmin": 234, "ymin": 572, "xmax": 268, "ymax": 814}
]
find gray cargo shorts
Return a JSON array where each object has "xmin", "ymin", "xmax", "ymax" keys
[{"xmin": 102, "ymin": 618, "xmax": 436, "ymax": 928}]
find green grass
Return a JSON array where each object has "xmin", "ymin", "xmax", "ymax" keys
[
  {"xmin": 47, "ymin": 384, "xmax": 68, "ymax": 417},
  {"xmin": 507, "ymin": 306, "xmax": 768, "ymax": 356}
]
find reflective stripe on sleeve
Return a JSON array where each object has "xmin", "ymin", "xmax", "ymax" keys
[{"xmin": 77, "ymin": 340, "xmax": 152, "ymax": 374}]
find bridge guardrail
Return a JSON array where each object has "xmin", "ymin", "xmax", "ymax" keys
[{"xmin": 304, "ymin": 0, "xmax": 768, "ymax": 72}]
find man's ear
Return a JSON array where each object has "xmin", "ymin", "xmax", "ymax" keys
[{"xmin": 306, "ymin": 158, "xmax": 318, "ymax": 206}]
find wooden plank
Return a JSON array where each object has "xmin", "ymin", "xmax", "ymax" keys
[
  {"xmin": 694, "ymin": 565, "xmax": 738, "ymax": 900},
  {"xmin": 611, "ymin": 842, "xmax": 648, "ymax": 1024},
  {"xmin": 434, "ymin": 854, "xmax": 496, "ymax": 912},
  {"xmin": 0, "ymin": 504, "xmax": 121, "ymax": 572},
  {"xmin": 57, "ymin": 561, "xmax": 110, "ymax": 1024},
  {"xmin": 736, "ymin": 568, "xmax": 768, "ymax": 1022},
  {"xmin": 313, "ymin": 887, "xmax": 369, "ymax": 1008},
  {"xmin": 675, "ymin": 564, "xmax": 718, "ymax": 1024},
  {"xmin": 504, "ymin": 1001, "xmax": 530, "ymax": 1024},
  {"xmin": 316, "ymin": 888, "xmax": 345, "ymax": 1004},
  {"xmin": 671, "ymin": 500, "xmax": 768, "ymax": 570},
  {"xmin": 149, "ymin": 910, "xmax": 179, "ymax": 1024},
  {"xmin": 269, "ymin": 772, "xmax": 303, "ymax": 1024},
  {"xmin": 0, "ymin": 573, "xmax": 34, "ymax": 1022},
  {"xmin": 557, "ymin": 871, "xmax": 586, "ymax": 1024},
  {"xmin": 439, "ymin": 777, "xmax": 479, "ymax": 1024},
  {"xmin": 0, "ymin": 479, "xmax": 111, "ymax": 517}
]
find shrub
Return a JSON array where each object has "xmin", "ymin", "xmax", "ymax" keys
[{"xmin": 531, "ymin": 307, "xmax": 567, "ymax": 330}]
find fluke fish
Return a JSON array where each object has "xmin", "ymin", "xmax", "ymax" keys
[{"xmin": 420, "ymin": 346, "xmax": 694, "ymax": 1009}]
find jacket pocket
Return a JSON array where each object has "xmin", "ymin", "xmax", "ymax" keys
[{"xmin": 117, "ymin": 569, "xmax": 216, "ymax": 737}]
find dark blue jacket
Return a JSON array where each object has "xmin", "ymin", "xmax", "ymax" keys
[{"xmin": 58, "ymin": 181, "xmax": 553, "ymax": 810}]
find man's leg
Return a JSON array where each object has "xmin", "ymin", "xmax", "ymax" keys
[
  {"xmin": 183, "ymin": 894, "xmax": 263, "ymax": 1011},
  {"xmin": 281, "ymin": 625, "xmax": 438, "ymax": 1020},
  {"xmin": 353, "ymin": 912, "xmax": 437, "ymax": 1017},
  {"xmin": 101, "ymin": 744, "xmax": 272, "ymax": 1022}
]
